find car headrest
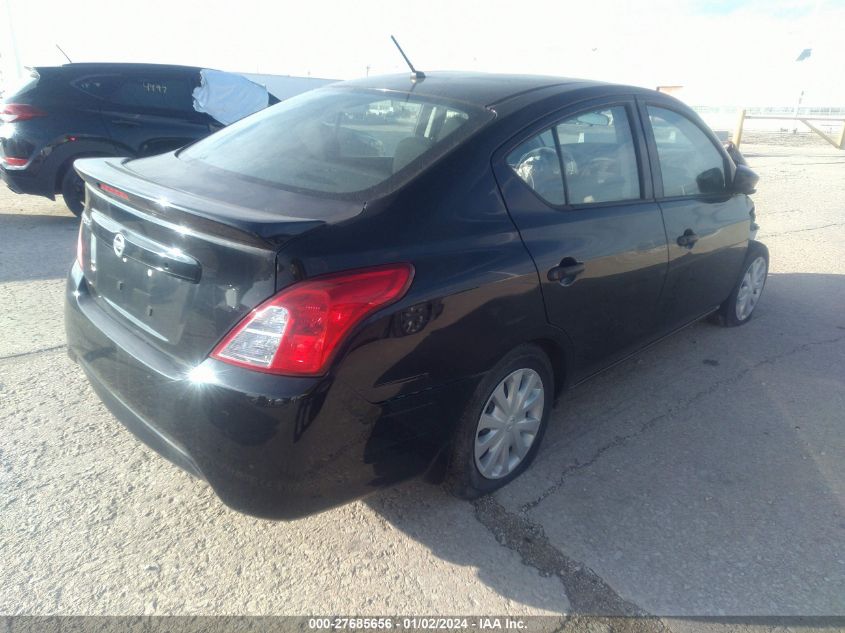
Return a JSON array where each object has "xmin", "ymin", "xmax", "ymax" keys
[{"xmin": 393, "ymin": 136, "xmax": 433, "ymax": 173}]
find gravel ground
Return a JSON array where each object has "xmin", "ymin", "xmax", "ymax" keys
[{"xmin": 1, "ymin": 143, "xmax": 843, "ymax": 626}]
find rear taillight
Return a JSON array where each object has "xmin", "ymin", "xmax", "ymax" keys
[
  {"xmin": 99, "ymin": 183, "xmax": 129, "ymax": 200},
  {"xmin": 0, "ymin": 103, "xmax": 47, "ymax": 123},
  {"xmin": 211, "ymin": 264, "xmax": 414, "ymax": 376},
  {"xmin": 1, "ymin": 156, "xmax": 27, "ymax": 166}
]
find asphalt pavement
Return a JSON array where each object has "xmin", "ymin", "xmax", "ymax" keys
[{"xmin": 1, "ymin": 142, "xmax": 843, "ymax": 624}]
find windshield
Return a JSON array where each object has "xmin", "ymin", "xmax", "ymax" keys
[
  {"xmin": 1, "ymin": 69, "xmax": 40, "ymax": 100},
  {"xmin": 180, "ymin": 88, "xmax": 492, "ymax": 197}
]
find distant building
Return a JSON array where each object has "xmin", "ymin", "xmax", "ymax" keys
[
  {"xmin": 238, "ymin": 73, "xmax": 336, "ymax": 100},
  {"xmin": 656, "ymin": 85, "xmax": 684, "ymax": 96}
]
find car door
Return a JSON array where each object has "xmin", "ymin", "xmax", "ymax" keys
[
  {"xmin": 493, "ymin": 99, "xmax": 669, "ymax": 379},
  {"xmin": 100, "ymin": 71, "xmax": 214, "ymax": 157},
  {"xmin": 639, "ymin": 101, "xmax": 751, "ymax": 329}
]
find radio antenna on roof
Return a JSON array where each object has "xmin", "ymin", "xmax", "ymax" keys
[
  {"xmin": 56, "ymin": 44, "xmax": 72, "ymax": 64},
  {"xmin": 390, "ymin": 35, "xmax": 425, "ymax": 82}
]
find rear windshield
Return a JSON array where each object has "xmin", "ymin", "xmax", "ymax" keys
[
  {"xmin": 179, "ymin": 88, "xmax": 492, "ymax": 197},
  {"xmin": 1, "ymin": 70, "xmax": 39, "ymax": 100}
]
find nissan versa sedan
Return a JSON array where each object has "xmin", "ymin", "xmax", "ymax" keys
[{"xmin": 65, "ymin": 72, "xmax": 767, "ymax": 518}]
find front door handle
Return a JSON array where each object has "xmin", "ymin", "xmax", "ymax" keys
[
  {"xmin": 548, "ymin": 258, "xmax": 586, "ymax": 284},
  {"xmin": 677, "ymin": 229, "xmax": 699, "ymax": 248}
]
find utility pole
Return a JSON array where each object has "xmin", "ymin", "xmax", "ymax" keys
[
  {"xmin": 3, "ymin": 0, "xmax": 23, "ymax": 79},
  {"xmin": 793, "ymin": 48, "xmax": 812, "ymax": 132}
]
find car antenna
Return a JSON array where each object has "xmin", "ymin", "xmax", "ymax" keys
[
  {"xmin": 56, "ymin": 44, "xmax": 73, "ymax": 64},
  {"xmin": 390, "ymin": 35, "xmax": 425, "ymax": 83}
]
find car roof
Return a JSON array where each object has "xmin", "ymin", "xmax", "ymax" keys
[
  {"xmin": 36, "ymin": 63, "xmax": 206, "ymax": 75},
  {"xmin": 337, "ymin": 72, "xmax": 611, "ymax": 108}
]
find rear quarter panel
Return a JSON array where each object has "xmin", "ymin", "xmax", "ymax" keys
[
  {"xmin": 275, "ymin": 138, "xmax": 566, "ymax": 406},
  {"xmin": 1, "ymin": 75, "xmax": 114, "ymax": 192}
]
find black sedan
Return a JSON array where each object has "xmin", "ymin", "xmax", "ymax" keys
[{"xmin": 65, "ymin": 72, "xmax": 767, "ymax": 518}]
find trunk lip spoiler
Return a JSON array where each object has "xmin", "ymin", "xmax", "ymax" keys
[
  {"xmin": 76, "ymin": 157, "xmax": 342, "ymax": 249},
  {"xmin": 86, "ymin": 183, "xmax": 280, "ymax": 254}
]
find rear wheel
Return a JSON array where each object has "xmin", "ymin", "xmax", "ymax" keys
[
  {"xmin": 446, "ymin": 344, "xmax": 553, "ymax": 499},
  {"xmin": 61, "ymin": 167, "xmax": 85, "ymax": 217},
  {"xmin": 716, "ymin": 241, "xmax": 769, "ymax": 326}
]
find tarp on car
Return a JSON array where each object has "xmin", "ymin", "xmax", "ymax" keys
[{"xmin": 192, "ymin": 69, "xmax": 269, "ymax": 125}]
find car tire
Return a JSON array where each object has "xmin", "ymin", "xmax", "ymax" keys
[
  {"xmin": 61, "ymin": 166, "xmax": 85, "ymax": 217},
  {"xmin": 445, "ymin": 344, "xmax": 554, "ymax": 499},
  {"xmin": 716, "ymin": 240, "xmax": 769, "ymax": 327}
]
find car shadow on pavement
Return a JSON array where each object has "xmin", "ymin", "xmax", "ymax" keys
[
  {"xmin": 0, "ymin": 213, "xmax": 78, "ymax": 283},
  {"xmin": 365, "ymin": 272, "xmax": 845, "ymax": 616}
]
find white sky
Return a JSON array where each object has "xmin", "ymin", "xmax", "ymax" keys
[{"xmin": 2, "ymin": 0, "xmax": 844, "ymax": 106}]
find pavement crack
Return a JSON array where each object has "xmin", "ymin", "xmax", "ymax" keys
[
  {"xmin": 763, "ymin": 222, "xmax": 845, "ymax": 238},
  {"xmin": 473, "ymin": 495, "xmax": 664, "ymax": 621},
  {"xmin": 0, "ymin": 344, "xmax": 66, "ymax": 362},
  {"xmin": 555, "ymin": 616, "xmax": 671, "ymax": 633},
  {"xmin": 521, "ymin": 333, "xmax": 845, "ymax": 513}
]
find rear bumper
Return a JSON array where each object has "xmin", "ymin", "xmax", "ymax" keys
[
  {"xmin": 65, "ymin": 263, "xmax": 475, "ymax": 519},
  {"xmin": 1, "ymin": 164, "xmax": 53, "ymax": 198}
]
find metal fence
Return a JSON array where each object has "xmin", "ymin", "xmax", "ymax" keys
[{"xmin": 730, "ymin": 109, "xmax": 845, "ymax": 150}]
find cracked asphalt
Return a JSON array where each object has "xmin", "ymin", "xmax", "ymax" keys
[{"xmin": 1, "ymin": 142, "xmax": 843, "ymax": 624}]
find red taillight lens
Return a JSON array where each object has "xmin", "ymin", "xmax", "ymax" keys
[
  {"xmin": 211, "ymin": 264, "xmax": 414, "ymax": 376},
  {"xmin": 0, "ymin": 103, "xmax": 47, "ymax": 123},
  {"xmin": 2, "ymin": 156, "xmax": 28, "ymax": 166},
  {"xmin": 99, "ymin": 183, "xmax": 129, "ymax": 200}
]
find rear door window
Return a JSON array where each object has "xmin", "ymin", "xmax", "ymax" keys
[
  {"xmin": 110, "ymin": 76, "xmax": 194, "ymax": 113},
  {"xmin": 507, "ymin": 129, "xmax": 565, "ymax": 205},
  {"xmin": 506, "ymin": 104, "xmax": 641, "ymax": 206},
  {"xmin": 556, "ymin": 106, "xmax": 640, "ymax": 204},
  {"xmin": 647, "ymin": 106, "xmax": 726, "ymax": 196},
  {"xmin": 73, "ymin": 75, "xmax": 120, "ymax": 99}
]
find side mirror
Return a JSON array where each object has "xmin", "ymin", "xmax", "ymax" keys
[
  {"xmin": 696, "ymin": 167, "xmax": 725, "ymax": 194},
  {"xmin": 732, "ymin": 164, "xmax": 759, "ymax": 195}
]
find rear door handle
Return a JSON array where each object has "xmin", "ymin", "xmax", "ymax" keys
[
  {"xmin": 548, "ymin": 258, "xmax": 586, "ymax": 284},
  {"xmin": 677, "ymin": 229, "xmax": 699, "ymax": 248}
]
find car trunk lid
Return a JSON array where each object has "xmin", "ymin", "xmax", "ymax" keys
[{"xmin": 74, "ymin": 155, "xmax": 364, "ymax": 366}]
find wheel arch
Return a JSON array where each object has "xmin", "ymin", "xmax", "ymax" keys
[
  {"xmin": 747, "ymin": 238, "xmax": 769, "ymax": 259},
  {"xmin": 51, "ymin": 140, "xmax": 134, "ymax": 193},
  {"xmin": 529, "ymin": 337, "xmax": 569, "ymax": 398}
]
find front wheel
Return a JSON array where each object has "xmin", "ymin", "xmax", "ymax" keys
[
  {"xmin": 445, "ymin": 344, "xmax": 554, "ymax": 499},
  {"xmin": 61, "ymin": 167, "xmax": 85, "ymax": 217},
  {"xmin": 716, "ymin": 241, "xmax": 769, "ymax": 327}
]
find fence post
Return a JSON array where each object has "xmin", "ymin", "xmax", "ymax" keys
[{"xmin": 732, "ymin": 109, "xmax": 746, "ymax": 149}]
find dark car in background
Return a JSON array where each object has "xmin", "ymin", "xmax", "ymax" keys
[
  {"xmin": 0, "ymin": 63, "xmax": 272, "ymax": 215},
  {"xmin": 65, "ymin": 73, "xmax": 767, "ymax": 518}
]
